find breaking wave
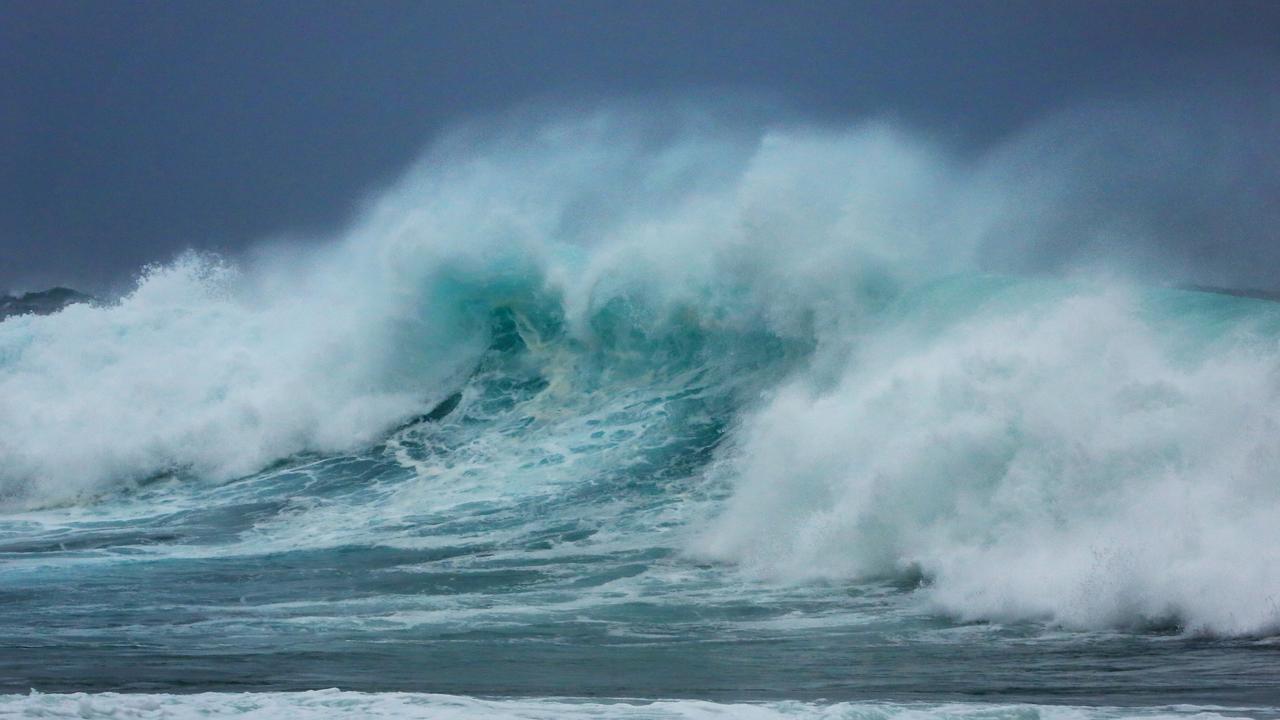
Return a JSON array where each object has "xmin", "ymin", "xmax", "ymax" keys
[{"xmin": 3, "ymin": 104, "xmax": 1280, "ymax": 638}]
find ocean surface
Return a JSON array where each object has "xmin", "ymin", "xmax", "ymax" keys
[{"xmin": 2, "ymin": 120, "xmax": 1279, "ymax": 717}]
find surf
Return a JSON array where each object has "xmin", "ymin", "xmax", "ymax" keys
[{"xmin": 3, "ymin": 107, "xmax": 1280, "ymax": 643}]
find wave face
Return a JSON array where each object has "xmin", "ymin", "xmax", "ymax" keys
[{"xmin": 3, "ymin": 110, "xmax": 1280, "ymax": 702}]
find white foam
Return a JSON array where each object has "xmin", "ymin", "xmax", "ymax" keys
[
  {"xmin": 0, "ymin": 253, "xmax": 476, "ymax": 508},
  {"xmin": 2, "ymin": 690, "xmax": 1263, "ymax": 720},
  {"xmin": 699, "ymin": 287, "xmax": 1280, "ymax": 636}
]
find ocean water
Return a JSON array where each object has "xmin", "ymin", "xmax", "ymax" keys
[{"xmin": 2, "ymin": 118, "xmax": 1279, "ymax": 717}]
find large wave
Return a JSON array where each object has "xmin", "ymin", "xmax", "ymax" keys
[
  {"xmin": 0, "ymin": 115, "xmax": 962, "ymax": 507},
  {"xmin": 2, "ymin": 101, "xmax": 1279, "ymax": 637},
  {"xmin": 698, "ymin": 279, "xmax": 1280, "ymax": 636}
]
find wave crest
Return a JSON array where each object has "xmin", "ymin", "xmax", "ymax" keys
[{"xmin": 699, "ymin": 280, "xmax": 1280, "ymax": 636}]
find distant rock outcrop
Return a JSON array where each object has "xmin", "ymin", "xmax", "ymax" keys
[
  {"xmin": 1180, "ymin": 284, "xmax": 1280, "ymax": 303},
  {"xmin": 0, "ymin": 287, "xmax": 95, "ymax": 321}
]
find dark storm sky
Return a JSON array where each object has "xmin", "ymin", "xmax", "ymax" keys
[{"xmin": 2, "ymin": 0, "xmax": 1278, "ymax": 292}]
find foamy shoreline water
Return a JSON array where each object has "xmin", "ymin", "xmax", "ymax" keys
[{"xmin": 6, "ymin": 690, "xmax": 1274, "ymax": 720}]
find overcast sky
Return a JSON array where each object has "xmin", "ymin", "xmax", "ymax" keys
[{"xmin": 3, "ymin": 0, "xmax": 1278, "ymax": 292}]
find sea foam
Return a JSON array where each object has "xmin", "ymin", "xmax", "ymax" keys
[
  {"xmin": 4, "ymin": 690, "xmax": 1264, "ymax": 720},
  {"xmin": 699, "ymin": 281, "xmax": 1280, "ymax": 635}
]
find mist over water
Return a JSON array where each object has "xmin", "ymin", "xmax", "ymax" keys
[
  {"xmin": 3, "ymin": 93, "xmax": 1280, "ymax": 708},
  {"xmin": 970, "ymin": 83, "xmax": 1280, "ymax": 288}
]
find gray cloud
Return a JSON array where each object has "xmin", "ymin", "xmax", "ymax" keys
[{"xmin": 2, "ymin": 0, "xmax": 1278, "ymax": 291}]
